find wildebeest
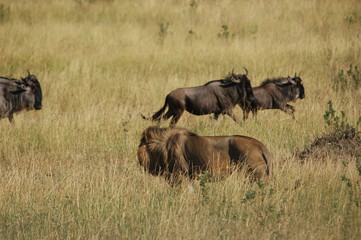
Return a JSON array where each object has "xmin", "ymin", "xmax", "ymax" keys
[
  {"xmin": 240, "ymin": 73, "xmax": 305, "ymax": 120},
  {"xmin": 138, "ymin": 126, "xmax": 272, "ymax": 182},
  {"xmin": 142, "ymin": 69, "xmax": 258, "ymax": 126},
  {"xmin": 0, "ymin": 72, "xmax": 42, "ymax": 122}
]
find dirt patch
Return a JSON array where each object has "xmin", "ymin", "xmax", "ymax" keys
[{"xmin": 296, "ymin": 128, "xmax": 361, "ymax": 162}]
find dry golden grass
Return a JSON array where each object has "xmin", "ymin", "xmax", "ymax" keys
[{"xmin": 1, "ymin": 0, "xmax": 361, "ymax": 239}]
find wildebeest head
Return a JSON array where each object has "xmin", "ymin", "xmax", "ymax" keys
[
  {"xmin": 291, "ymin": 73, "xmax": 305, "ymax": 99},
  {"xmin": 20, "ymin": 72, "xmax": 42, "ymax": 110},
  {"xmin": 273, "ymin": 74, "xmax": 305, "ymax": 102},
  {"xmin": 280, "ymin": 73, "xmax": 305, "ymax": 102},
  {"xmin": 230, "ymin": 68, "xmax": 258, "ymax": 109}
]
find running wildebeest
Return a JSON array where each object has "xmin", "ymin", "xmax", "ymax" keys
[
  {"xmin": 138, "ymin": 126, "xmax": 272, "ymax": 182},
  {"xmin": 0, "ymin": 72, "xmax": 42, "ymax": 122},
  {"xmin": 142, "ymin": 69, "xmax": 258, "ymax": 126},
  {"xmin": 240, "ymin": 73, "xmax": 305, "ymax": 120}
]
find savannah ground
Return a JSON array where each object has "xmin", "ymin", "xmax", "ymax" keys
[{"xmin": 0, "ymin": 0, "xmax": 361, "ymax": 239}]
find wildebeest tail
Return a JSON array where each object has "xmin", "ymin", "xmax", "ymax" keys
[{"xmin": 141, "ymin": 100, "xmax": 168, "ymax": 121}]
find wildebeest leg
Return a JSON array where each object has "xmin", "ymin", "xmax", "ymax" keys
[
  {"xmin": 8, "ymin": 115, "xmax": 14, "ymax": 123},
  {"xmin": 162, "ymin": 109, "xmax": 174, "ymax": 121},
  {"xmin": 282, "ymin": 104, "xmax": 295, "ymax": 119},
  {"xmin": 242, "ymin": 110, "xmax": 249, "ymax": 121},
  {"xmin": 170, "ymin": 109, "xmax": 184, "ymax": 126},
  {"xmin": 213, "ymin": 113, "xmax": 220, "ymax": 120},
  {"xmin": 226, "ymin": 110, "xmax": 239, "ymax": 122},
  {"xmin": 286, "ymin": 104, "xmax": 295, "ymax": 112},
  {"xmin": 251, "ymin": 109, "xmax": 258, "ymax": 120}
]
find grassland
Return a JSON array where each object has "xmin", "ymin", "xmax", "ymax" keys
[{"xmin": 0, "ymin": 0, "xmax": 360, "ymax": 239}]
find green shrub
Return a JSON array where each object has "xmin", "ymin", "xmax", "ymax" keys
[
  {"xmin": 198, "ymin": 171, "xmax": 214, "ymax": 203},
  {"xmin": 345, "ymin": 12, "xmax": 361, "ymax": 25},
  {"xmin": 189, "ymin": 0, "xmax": 198, "ymax": 9},
  {"xmin": 323, "ymin": 101, "xmax": 351, "ymax": 131},
  {"xmin": 332, "ymin": 64, "xmax": 361, "ymax": 91},
  {"xmin": 218, "ymin": 25, "xmax": 235, "ymax": 39},
  {"xmin": 0, "ymin": 4, "xmax": 10, "ymax": 23}
]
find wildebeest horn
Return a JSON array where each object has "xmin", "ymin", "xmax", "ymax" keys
[
  {"xmin": 289, "ymin": 78, "xmax": 296, "ymax": 85},
  {"xmin": 231, "ymin": 68, "xmax": 236, "ymax": 77},
  {"xmin": 243, "ymin": 67, "xmax": 248, "ymax": 76},
  {"xmin": 294, "ymin": 72, "xmax": 301, "ymax": 77},
  {"xmin": 27, "ymin": 70, "xmax": 31, "ymax": 76}
]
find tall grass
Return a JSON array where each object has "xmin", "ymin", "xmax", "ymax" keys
[{"xmin": 0, "ymin": 0, "xmax": 360, "ymax": 239}]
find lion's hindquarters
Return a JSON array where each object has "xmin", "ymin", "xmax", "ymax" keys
[
  {"xmin": 247, "ymin": 152, "xmax": 269, "ymax": 180},
  {"xmin": 260, "ymin": 146, "xmax": 272, "ymax": 177},
  {"xmin": 230, "ymin": 137, "xmax": 272, "ymax": 180}
]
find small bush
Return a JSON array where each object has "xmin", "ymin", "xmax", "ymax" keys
[
  {"xmin": 0, "ymin": 4, "xmax": 10, "ymax": 23},
  {"xmin": 356, "ymin": 155, "xmax": 361, "ymax": 176},
  {"xmin": 322, "ymin": 100, "xmax": 360, "ymax": 141},
  {"xmin": 189, "ymin": 0, "xmax": 198, "ymax": 9},
  {"xmin": 241, "ymin": 190, "xmax": 256, "ymax": 203},
  {"xmin": 198, "ymin": 171, "xmax": 214, "ymax": 203},
  {"xmin": 296, "ymin": 101, "xmax": 361, "ymax": 161},
  {"xmin": 332, "ymin": 64, "xmax": 361, "ymax": 91},
  {"xmin": 345, "ymin": 12, "xmax": 361, "ymax": 25},
  {"xmin": 323, "ymin": 100, "xmax": 354, "ymax": 133},
  {"xmin": 158, "ymin": 22, "xmax": 170, "ymax": 45},
  {"xmin": 187, "ymin": 29, "xmax": 196, "ymax": 42},
  {"xmin": 218, "ymin": 25, "xmax": 235, "ymax": 39},
  {"xmin": 158, "ymin": 22, "xmax": 169, "ymax": 37}
]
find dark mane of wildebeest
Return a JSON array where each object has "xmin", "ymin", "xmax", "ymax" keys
[
  {"xmin": 142, "ymin": 69, "xmax": 258, "ymax": 126},
  {"xmin": 240, "ymin": 73, "xmax": 305, "ymax": 120},
  {"xmin": 0, "ymin": 77, "xmax": 23, "ymax": 92},
  {"xmin": 137, "ymin": 126, "xmax": 272, "ymax": 182},
  {"xmin": 0, "ymin": 72, "xmax": 42, "ymax": 122}
]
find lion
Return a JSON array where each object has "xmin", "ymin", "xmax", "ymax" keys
[{"xmin": 137, "ymin": 126, "xmax": 272, "ymax": 182}]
